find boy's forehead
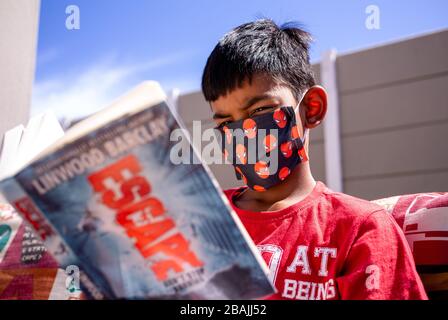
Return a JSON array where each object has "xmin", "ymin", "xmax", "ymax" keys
[{"xmin": 210, "ymin": 74, "xmax": 295, "ymax": 113}]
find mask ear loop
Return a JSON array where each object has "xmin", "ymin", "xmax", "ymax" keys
[
  {"xmin": 293, "ymin": 92, "xmax": 310, "ymax": 162},
  {"xmin": 301, "ymin": 127, "xmax": 309, "ymax": 145},
  {"xmin": 294, "ymin": 92, "xmax": 309, "ymax": 146}
]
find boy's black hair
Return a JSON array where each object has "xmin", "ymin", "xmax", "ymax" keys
[{"xmin": 201, "ymin": 19, "xmax": 315, "ymax": 102}]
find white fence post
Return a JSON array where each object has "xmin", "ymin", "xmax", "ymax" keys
[{"xmin": 321, "ymin": 49, "xmax": 344, "ymax": 192}]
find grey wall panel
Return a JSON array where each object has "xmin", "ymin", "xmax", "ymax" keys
[
  {"xmin": 185, "ymin": 120, "xmax": 216, "ymax": 141},
  {"xmin": 342, "ymin": 121, "xmax": 448, "ymax": 179},
  {"xmin": 340, "ymin": 74, "xmax": 448, "ymax": 136},
  {"xmin": 309, "ymin": 141, "xmax": 326, "ymax": 183},
  {"xmin": 177, "ymin": 91, "xmax": 212, "ymax": 126},
  {"xmin": 337, "ymin": 30, "xmax": 448, "ymax": 93},
  {"xmin": 310, "ymin": 121, "xmax": 325, "ymax": 141}
]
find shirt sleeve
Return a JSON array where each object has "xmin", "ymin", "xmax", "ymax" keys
[{"xmin": 335, "ymin": 209, "xmax": 428, "ymax": 300}]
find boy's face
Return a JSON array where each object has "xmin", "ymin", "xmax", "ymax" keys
[
  {"xmin": 210, "ymin": 74, "xmax": 306, "ymax": 139},
  {"xmin": 209, "ymin": 73, "xmax": 327, "ymax": 191}
]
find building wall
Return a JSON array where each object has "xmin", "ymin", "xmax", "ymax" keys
[
  {"xmin": 337, "ymin": 29, "xmax": 448, "ymax": 199},
  {"xmin": 0, "ymin": 0, "xmax": 40, "ymax": 138},
  {"xmin": 177, "ymin": 29, "xmax": 448, "ymax": 200}
]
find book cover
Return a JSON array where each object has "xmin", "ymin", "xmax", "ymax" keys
[{"xmin": 0, "ymin": 83, "xmax": 275, "ymax": 299}]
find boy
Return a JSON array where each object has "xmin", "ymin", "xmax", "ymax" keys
[{"xmin": 201, "ymin": 19, "xmax": 427, "ymax": 300}]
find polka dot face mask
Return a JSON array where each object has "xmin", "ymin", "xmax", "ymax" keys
[{"xmin": 217, "ymin": 105, "xmax": 309, "ymax": 192}]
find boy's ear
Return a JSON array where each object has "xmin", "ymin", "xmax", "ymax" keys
[{"xmin": 301, "ymin": 85, "xmax": 327, "ymax": 128}]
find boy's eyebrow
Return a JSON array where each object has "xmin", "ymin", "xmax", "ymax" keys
[
  {"xmin": 241, "ymin": 94, "xmax": 274, "ymax": 110},
  {"xmin": 211, "ymin": 94, "xmax": 274, "ymax": 120},
  {"xmin": 212, "ymin": 112, "xmax": 230, "ymax": 120}
]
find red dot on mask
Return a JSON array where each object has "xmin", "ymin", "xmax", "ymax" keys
[
  {"xmin": 263, "ymin": 134, "xmax": 277, "ymax": 153},
  {"xmin": 291, "ymin": 125, "xmax": 299, "ymax": 139},
  {"xmin": 236, "ymin": 144, "xmax": 247, "ymax": 164},
  {"xmin": 298, "ymin": 148, "xmax": 308, "ymax": 162},
  {"xmin": 254, "ymin": 161, "xmax": 270, "ymax": 179},
  {"xmin": 273, "ymin": 109, "xmax": 287, "ymax": 128},
  {"xmin": 243, "ymin": 118, "xmax": 257, "ymax": 139},
  {"xmin": 279, "ymin": 167, "xmax": 291, "ymax": 181},
  {"xmin": 223, "ymin": 126, "xmax": 232, "ymax": 144},
  {"xmin": 280, "ymin": 141, "xmax": 293, "ymax": 158}
]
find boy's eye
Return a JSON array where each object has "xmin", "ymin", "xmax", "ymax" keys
[
  {"xmin": 216, "ymin": 120, "xmax": 231, "ymax": 129},
  {"xmin": 249, "ymin": 106, "xmax": 275, "ymax": 117}
]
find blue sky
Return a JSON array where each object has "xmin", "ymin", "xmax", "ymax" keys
[{"xmin": 32, "ymin": 0, "xmax": 448, "ymax": 119}]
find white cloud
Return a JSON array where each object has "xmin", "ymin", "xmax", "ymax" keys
[{"xmin": 31, "ymin": 51, "xmax": 196, "ymax": 120}]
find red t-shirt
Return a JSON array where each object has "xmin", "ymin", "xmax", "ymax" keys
[{"xmin": 224, "ymin": 181, "xmax": 428, "ymax": 300}]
